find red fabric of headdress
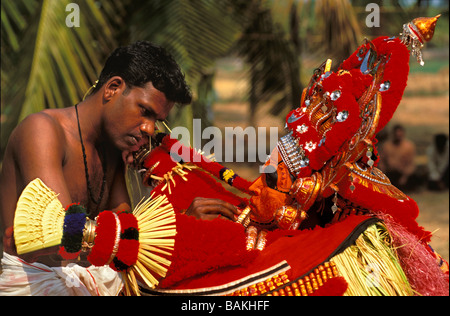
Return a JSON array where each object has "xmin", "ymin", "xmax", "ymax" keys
[{"xmin": 142, "ymin": 135, "xmax": 250, "ymax": 212}]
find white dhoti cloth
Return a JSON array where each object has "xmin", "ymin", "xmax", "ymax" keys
[{"xmin": 0, "ymin": 252, "xmax": 123, "ymax": 296}]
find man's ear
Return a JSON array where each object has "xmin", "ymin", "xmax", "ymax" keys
[{"xmin": 103, "ymin": 76, "xmax": 125, "ymax": 101}]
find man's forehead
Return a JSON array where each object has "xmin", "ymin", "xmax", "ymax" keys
[
  {"xmin": 135, "ymin": 83, "xmax": 174, "ymax": 118},
  {"xmin": 130, "ymin": 83, "xmax": 166, "ymax": 104}
]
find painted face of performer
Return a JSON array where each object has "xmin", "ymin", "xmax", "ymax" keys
[{"xmin": 103, "ymin": 78, "xmax": 175, "ymax": 164}]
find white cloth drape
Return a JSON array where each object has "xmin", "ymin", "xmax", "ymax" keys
[{"xmin": 0, "ymin": 252, "xmax": 123, "ymax": 296}]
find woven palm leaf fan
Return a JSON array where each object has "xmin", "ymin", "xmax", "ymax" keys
[
  {"xmin": 13, "ymin": 178, "xmax": 65, "ymax": 255},
  {"xmin": 13, "ymin": 178, "xmax": 176, "ymax": 295}
]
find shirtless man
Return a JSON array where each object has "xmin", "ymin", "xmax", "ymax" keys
[
  {"xmin": 380, "ymin": 124, "xmax": 417, "ymax": 191},
  {"xmin": 0, "ymin": 41, "xmax": 238, "ymax": 270}
]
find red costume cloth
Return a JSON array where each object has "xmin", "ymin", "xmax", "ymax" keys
[{"xmin": 147, "ymin": 214, "xmax": 376, "ymax": 295}]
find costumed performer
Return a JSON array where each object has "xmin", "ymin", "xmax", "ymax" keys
[
  {"xmin": 126, "ymin": 14, "xmax": 448, "ymax": 296},
  {"xmin": 4, "ymin": 16, "xmax": 449, "ymax": 296}
]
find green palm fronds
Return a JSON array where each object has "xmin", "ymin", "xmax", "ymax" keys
[
  {"xmin": 314, "ymin": 0, "xmax": 362, "ymax": 64},
  {"xmin": 129, "ymin": 0, "xmax": 250, "ymax": 85},
  {"xmin": 1, "ymin": 0, "xmax": 364, "ymax": 159},
  {"xmin": 126, "ymin": 0, "xmax": 256, "ymax": 131},
  {"xmin": 1, "ymin": 0, "xmax": 125, "ymax": 152}
]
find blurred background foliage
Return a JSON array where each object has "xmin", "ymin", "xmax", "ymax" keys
[{"xmin": 1, "ymin": 0, "xmax": 448, "ymax": 160}]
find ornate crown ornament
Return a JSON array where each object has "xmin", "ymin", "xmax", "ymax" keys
[
  {"xmin": 400, "ymin": 14, "xmax": 441, "ymax": 65},
  {"xmin": 274, "ymin": 15, "xmax": 441, "ymax": 222},
  {"xmin": 278, "ymin": 46, "xmax": 387, "ymax": 182}
]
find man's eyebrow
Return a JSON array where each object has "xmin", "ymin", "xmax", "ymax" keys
[
  {"xmin": 139, "ymin": 103, "xmax": 154, "ymax": 115},
  {"xmin": 159, "ymin": 108, "xmax": 172, "ymax": 121},
  {"xmin": 140, "ymin": 100, "xmax": 169, "ymax": 121}
]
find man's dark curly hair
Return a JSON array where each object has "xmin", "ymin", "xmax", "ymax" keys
[{"xmin": 91, "ymin": 41, "xmax": 192, "ymax": 104}]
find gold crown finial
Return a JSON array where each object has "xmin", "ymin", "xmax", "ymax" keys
[
  {"xmin": 401, "ymin": 14, "xmax": 441, "ymax": 66},
  {"xmin": 412, "ymin": 14, "xmax": 441, "ymax": 43}
]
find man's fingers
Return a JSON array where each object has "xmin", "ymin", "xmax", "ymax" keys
[
  {"xmin": 189, "ymin": 197, "xmax": 242, "ymax": 221},
  {"xmin": 199, "ymin": 214, "xmax": 230, "ymax": 221},
  {"xmin": 195, "ymin": 204, "xmax": 235, "ymax": 220},
  {"xmin": 192, "ymin": 197, "xmax": 240, "ymax": 213}
]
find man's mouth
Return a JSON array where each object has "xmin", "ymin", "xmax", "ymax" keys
[
  {"xmin": 122, "ymin": 135, "xmax": 149, "ymax": 165},
  {"xmin": 129, "ymin": 135, "xmax": 149, "ymax": 150}
]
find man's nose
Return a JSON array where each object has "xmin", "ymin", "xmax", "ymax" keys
[{"xmin": 140, "ymin": 121, "xmax": 155, "ymax": 137}]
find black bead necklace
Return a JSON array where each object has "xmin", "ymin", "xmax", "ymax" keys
[{"xmin": 75, "ymin": 104, "xmax": 107, "ymax": 216}]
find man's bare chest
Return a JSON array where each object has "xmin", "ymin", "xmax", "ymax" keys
[{"xmin": 63, "ymin": 152, "xmax": 113, "ymax": 216}]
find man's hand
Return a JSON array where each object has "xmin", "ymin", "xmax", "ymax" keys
[
  {"xmin": 184, "ymin": 197, "xmax": 241, "ymax": 221},
  {"xmin": 3, "ymin": 226, "xmax": 60, "ymax": 263},
  {"xmin": 2, "ymin": 226, "xmax": 16, "ymax": 256}
]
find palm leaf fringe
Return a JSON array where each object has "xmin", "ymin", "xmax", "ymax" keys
[
  {"xmin": 123, "ymin": 194, "xmax": 177, "ymax": 296},
  {"xmin": 332, "ymin": 222, "xmax": 415, "ymax": 296}
]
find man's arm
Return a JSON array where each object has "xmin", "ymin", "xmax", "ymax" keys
[
  {"xmin": 108, "ymin": 162, "xmax": 132, "ymax": 212},
  {"xmin": 400, "ymin": 141, "xmax": 416, "ymax": 175},
  {"xmin": 0, "ymin": 113, "xmax": 71, "ymax": 258},
  {"xmin": 14, "ymin": 113, "xmax": 73, "ymax": 207}
]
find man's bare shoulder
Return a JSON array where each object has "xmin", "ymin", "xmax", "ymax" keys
[
  {"xmin": 17, "ymin": 110, "xmax": 63, "ymax": 131},
  {"xmin": 15, "ymin": 110, "xmax": 66, "ymax": 138},
  {"xmin": 403, "ymin": 139, "xmax": 416, "ymax": 150},
  {"xmin": 382, "ymin": 140, "xmax": 395, "ymax": 151},
  {"xmin": 9, "ymin": 111, "xmax": 69, "ymax": 157}
]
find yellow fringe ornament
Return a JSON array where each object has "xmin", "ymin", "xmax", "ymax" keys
[
  {"xmin": 120, "ymin": 194, "xmax": 177, "ymax": 295},
  {"xmin": 332, "ymin": 222, "xmax": 415, "ymax": 296}
]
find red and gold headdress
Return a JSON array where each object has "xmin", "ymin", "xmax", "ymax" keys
[
  {"xmin": 280, "ymin": 15, "xmax": 442, "ymax": 181},
  {"xmin": 267, "ymin": 15, "xmax": 441, "ymax": 240},
  {"xmin": 131, "ymin": 16, "xmax": 442, "ymax": 238}
]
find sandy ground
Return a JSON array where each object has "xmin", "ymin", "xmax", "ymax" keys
[
  {"xmin": 413, "ymin": 190, "xmax": 449, "ymax": 261},
  {"xmin": 392, "ymin": 70, "xmax": 449, "ymax": 131}
]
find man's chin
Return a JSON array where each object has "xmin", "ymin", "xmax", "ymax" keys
[{"xmin": 122, "ymin": 151, "xmax": 135, "ymax": 165}]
